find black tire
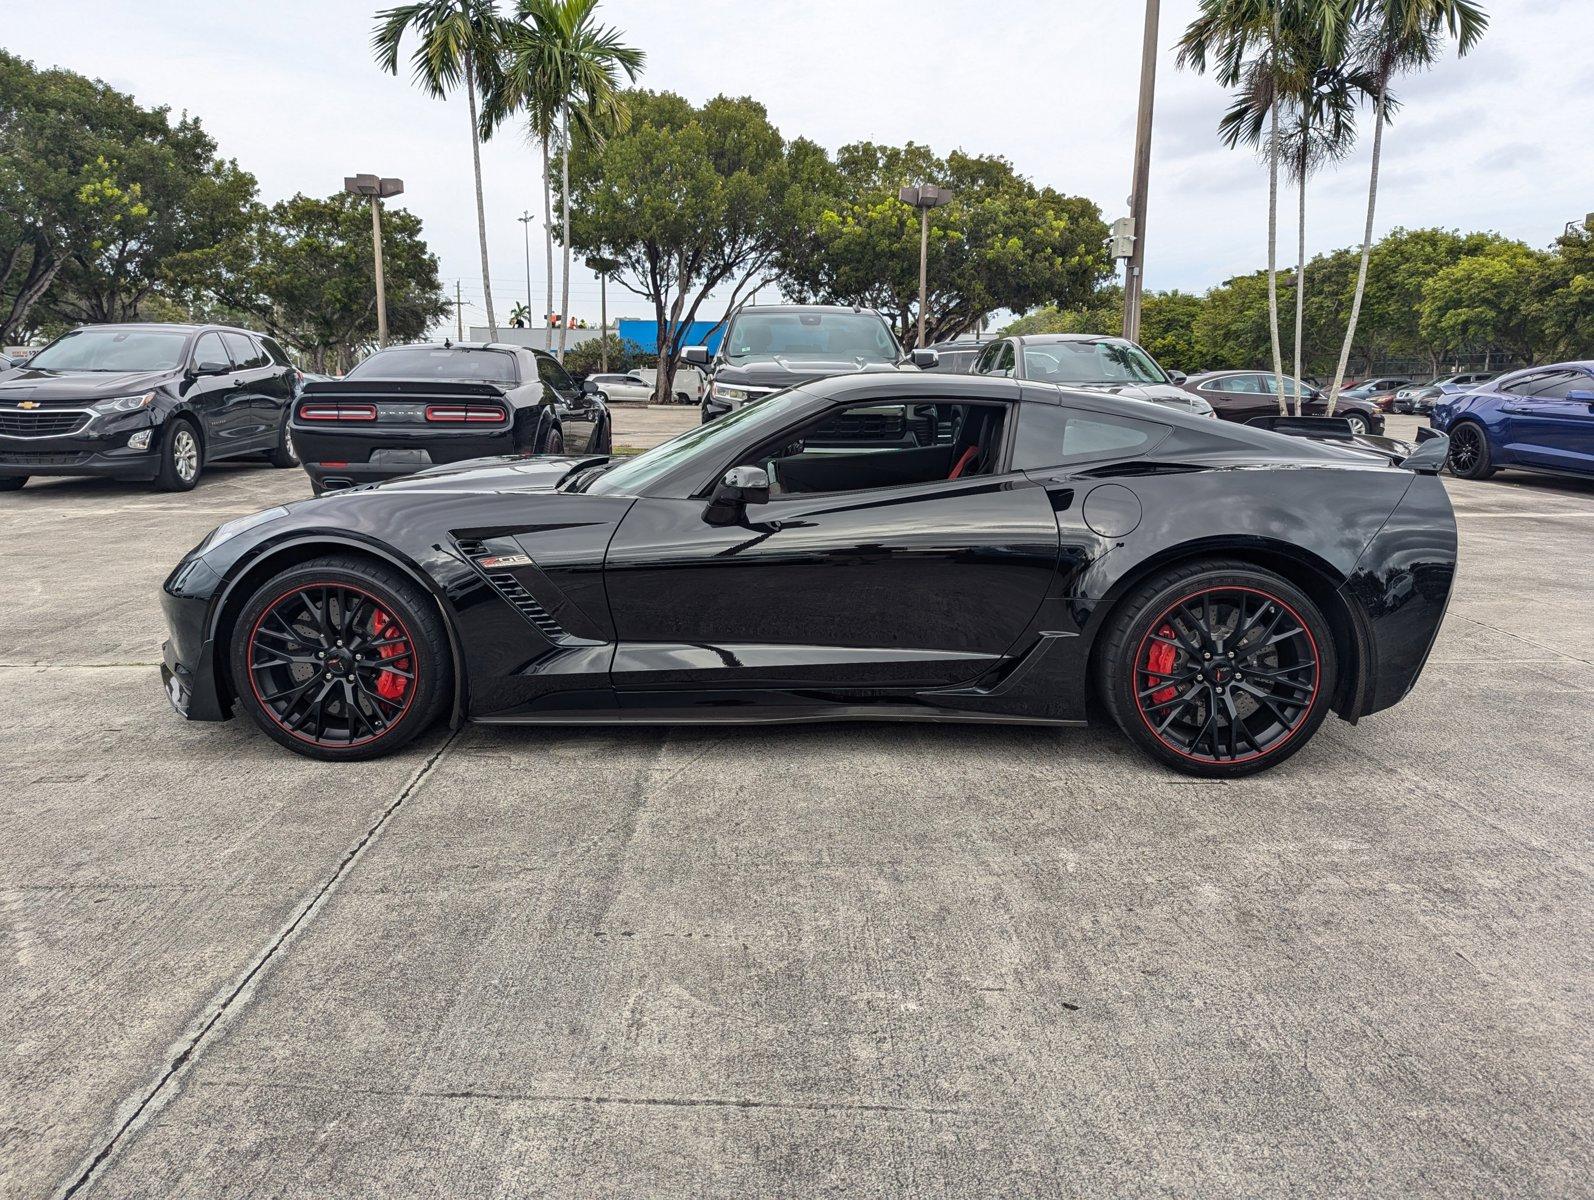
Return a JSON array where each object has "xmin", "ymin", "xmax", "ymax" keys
[
  {"xmin": 674, "ymin": 391, "xmax": 691, "ymax": 405},
  {"xmin": 1447, "ymin": 421, "xmax": 1495, "ymax": 480},
  {"xmin": 541, "ymin": 424, "xmax": 565, "ymax": 455},
  {"xmin": 594, "ymin": 390, "xmax": 609, "ymax": 405},
  {"xmin": 153, "ymin": 418, "xmax": 202, "ymax": 491},
  {"xmin": 1098, "ymin": 559, "xmax": 1338, "ymax": 778},
  {"xmin": 268, "ymin": 417, "xmax": 300, "ymax": 468},
  {"xmin": 229, "ymin": 555, "xmax": 452, "ymax": 760},
  {"xmin": 0, "ymin": 476, "xmax": 26, "ymax": 491}
]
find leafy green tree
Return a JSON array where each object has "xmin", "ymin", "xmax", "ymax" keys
[
  {"xmin": 1532, "ymin": 217, "xmax": 1594, "ymax": 359},
  {"xmin": 1326, "ymin": 0, "xmax": 1489, "ymax": 407},
  {"xmin": 1419, "ymin": 241, "xmax": 1548, "ymax": 367},
  {"xmin": 373, "ymin": 0, "xmax": 506, "ymax": 339},
  {"xmin": 223, "ymin": 193, "xmax": 449, "ymax": 372},
  {"xmin": 0, "ymin": 52, "xmax": 255, "ymax": 342},
  {"xmin": 562, "ymin": 333, "xmax": 650, "ymax": 376},
  {"xmin": 779, "ymin": 142, "xmax": 1108, "ymax": 349},
  {"xmin": 1192, "ymin": 270, "xmax": 1277, "ymax": 369},
  {"xmin": 565, "ymin": 90, "xmax": 826, "ymax": 402},
  {"xmin": 489, "ymin": 0, "xmax": 643, "ymax": 363}
]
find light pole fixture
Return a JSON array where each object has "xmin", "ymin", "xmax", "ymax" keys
[
  {"xmin": 344, "ymin": 174, "xmax": 405, "ymax": 346},
  {"xmin": 518, "ymin": 212, "xmax": 536, "ymax": 329},
  {"xmin": 585, "ymin": 254, "xmax": 620, "ymax": 373},
  {"xmin": 898, "ymin": 183, "xmax": 953, "ymax": 348}
]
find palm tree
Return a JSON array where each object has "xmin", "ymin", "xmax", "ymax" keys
[
  {"xmin": 1325, "ymin": 0, "xmax": 1487, "ymax": 410},
  {"xmin": 490, "ymin": 0, "xmax": 642, "ymax": 362},
  {"xmin": 1179, "ymin": 0, "xmax": 1295, "ymax": 414},
  {"xmin": 373, "ymin": 0, "xmax": 506, "ymax": 340}
]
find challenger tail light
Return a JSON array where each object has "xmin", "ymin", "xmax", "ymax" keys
[
  {"xmin": 298, "ymin": 402, "xmax": 377, "ymax": 421},
  {"xmin": 425, "ymin": 404, "xmax": 507, "ymax": 423}
]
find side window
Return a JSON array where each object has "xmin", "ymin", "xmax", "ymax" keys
[
  {"xmin": 536, "ymin": 354, "xmax": 575, "ymax": 396},
  {"xmin": 1012, "ymin": 403, "xmax": 1167, "ymax": 471},
  {"xmin": 738, "ymin": 401, "xmax": 1008, "ymax": 497},
  {"xmin": 992, "ymin": 341, "xmax": 1015, "ymax": 378},
  {"xmin": 192, "ymin": 332, "xmax": 228, "ymax": 371},
  {"xmin": 220, "ymin": 331, "xmax": 260, "ymax": 370},
  {"xmin": 1524, "ymin": 372, "xmax": 1587, "ymax": 399},
  {"xmin": 1504, "ymin": 371, "xmax": 1557, "ymax": 396},
  {"xmin": 259, "ymin": 336, "xmax": 292, "ymax": 368},
  {"xmin": 972, "ymin": 343, "xmax": 999, "ymax": 375}
]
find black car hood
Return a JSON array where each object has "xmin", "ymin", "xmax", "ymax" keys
[
  {"xmin": 715, "ymin": 356, "xmax": 910, "ymax": 387},
  {"xmin": 0, "ymin": 367, "xmax": 178, "ymax": 405}
]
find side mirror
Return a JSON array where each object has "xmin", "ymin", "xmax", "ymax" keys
[
  {"xmin": 682, "ymin": 345, "xmax": 710, "ymax": 366},
  {"xmin": 703, "ymin": 465, "xmax": 770, "ymax": 525},
  {"xmin": 910, "ymin": 347, "xmax": 939, "ymax": 369},
  {"xmin": 580, "ymin": 378, "xmax": 599, "ymax": 395},
  {"xmin": 1167, "ymin": 369, "xmax": 1188, "ymax": 384},
  {"xmin": 1568, "ymin": 389, "xmax": 1594, "ymax": 405},
  {"xmin": 193, "ymin": 358, "xmax": 230, "ymax": 377}
]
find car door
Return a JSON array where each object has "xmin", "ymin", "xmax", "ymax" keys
[
  {"xmin": 536, "ymin": 353, "xmax": 596, "ymax": 450},
  {"xmin": 601, "ymin": 394, "xmax": 1061, "ymax": 694},
  {"xmin": 1498, "ymin": 369, "xmax": 1594, "ymax": 472},
  {"xmin": 184, "ymin": 331, "xmax": 250, "ymax": 454},
  {"xmin": 253, "ymin": 335, "xmax": 297, "ymax": 446},
  {"xmin": 616, "ymin": 372, "xmax": 653, "ymax": 403},
  {"xmin": 220, "ymin": 331, "xmax": 278, "ymax": 451}
]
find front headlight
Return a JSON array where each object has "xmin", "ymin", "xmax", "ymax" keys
[
  {"xmin": 199, "ymin": 506, "xmax": 288, "ymax": 554},
  {"xmin": 92, "ymin": 391, "xmax": 156, "ymax": 415},
  {"xmin": 711, "ymin": 383, "xmax": 753, "ymax": 403}
]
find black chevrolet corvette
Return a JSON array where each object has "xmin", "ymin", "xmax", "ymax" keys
[{"xmin": 161, "ymin": 374, "xmax": 1457, "ymax": 777}]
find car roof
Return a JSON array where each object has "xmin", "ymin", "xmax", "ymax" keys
[
  {"xmin": 730, "ymin": 304, "xmax": 885, "ymax": 317},
  {"xmin": 67, "ymin": 322, "xmax": 265, "ymax": 338},
  {"xmin": 1012, "ymin": 333, "xmax": 1138, "ymax": 344}
]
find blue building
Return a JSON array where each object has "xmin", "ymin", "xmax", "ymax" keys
[{"xmin": 615, "ymin": 318, "xmax": 726, "ymax": 356}]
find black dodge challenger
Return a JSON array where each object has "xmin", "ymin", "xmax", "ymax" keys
[
  {"xmin": 161, "ymin": 373, "xmax": 1457, "ymax": 777},
  {"xmin": 291, "ymin": 342, "xmax": 610, "ymax": 494}
]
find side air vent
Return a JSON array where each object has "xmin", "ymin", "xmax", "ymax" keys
[{"xmin": 453, "ymin": 536, "xmax": 568, "ymax": 640}]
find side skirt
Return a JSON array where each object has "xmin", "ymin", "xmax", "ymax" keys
[{"xmin": 475, "ymin": 706, "xmax": 1085, "ymax": 728}]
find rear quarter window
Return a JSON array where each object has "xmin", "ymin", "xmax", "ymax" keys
[{"xmin": 1013, "ymin": 404, "xmax": 1168, "ymax": 470}]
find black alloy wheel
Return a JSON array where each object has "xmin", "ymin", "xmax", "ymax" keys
[
  {"xmin": 1100, "ymin": 561, "xmax": 1337, "ymax": 777},
  {"xmin": 1447, "ymin": 422, "xmax": 1494, "ymax": 480},
  {"xmin": 230, "ymin": 557, "xmax": 450, "ymax": 759},
  {"xmin": 542, "ymin": 426, "xmax": 565, "ymax": 455}
]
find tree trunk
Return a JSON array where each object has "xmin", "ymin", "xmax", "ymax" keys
[
  {"xmin": 1329, "ymin": 74, "xmax": 1387, "ymax": 413},
  {"xmin": 537, "ymin": 139, "xmax": 555, "ymax": 352},
  {"xmin": 465, "ymin": 60, "xmax": 497, "ymax": 341},
  {"xmin": 1293, "ymin": 151, "xmax": 1307, "ymax": 417},
  {"xmin": 1265, "ymin": 25, "xmax": 1286, "ymax": 415},
  {"xmin": 558, "ymin": 102, "xmax": 572, "ymax": 363}
]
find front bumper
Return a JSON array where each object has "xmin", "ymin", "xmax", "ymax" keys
[
  {"xmin": 160, "ymin": 555, "xmax": 231, "ymax": 720},
  {"xmin": 0, "ymin": 424, "xmax": 161, "ymax": 479}
]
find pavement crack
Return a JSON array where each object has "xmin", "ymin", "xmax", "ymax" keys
[{"xmin": 54, "ymin": 730, "xmax": 459, "ymax": 1200}]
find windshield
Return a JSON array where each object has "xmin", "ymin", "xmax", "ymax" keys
[
  {"xmin": 585, "ymin": 389, "xmax": 811, "ymax": 497},
  {"xmin": 348, "ymin": 347, "xmax": 518, "ymax": 383},
  {"xmin": 26, "ymin": 328, "xmax": 190, "ymax": 373},
  {"xmin": 724, "ymin": 311, "xmax": 899, "ymax": 363},
  {"xmin": 1022, "ymin": 339, "xmax": 1168, "ymax": 386}
]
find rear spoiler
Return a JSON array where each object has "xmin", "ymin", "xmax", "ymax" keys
[
  {"xmin": 1244, "ymin": 414, "xmax": 1449, "ymax": 475},
  {"xmin": 300, "ymin": 379, "xmax": 508, "ymax": 399}
]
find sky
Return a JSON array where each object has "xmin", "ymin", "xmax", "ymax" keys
[{"xmin": 6, "ymin": 0, "xmax": 1591, "ymax": 334}]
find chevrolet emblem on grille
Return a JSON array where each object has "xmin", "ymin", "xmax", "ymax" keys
[{"xmin": 17, "ymin": 401, "xmax": 40, "ymax": 409}]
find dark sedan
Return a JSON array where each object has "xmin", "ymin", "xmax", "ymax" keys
[
  {"xmin": 1182, "ymin": 371, "xmax": 1386, "ymax": 435},
  {"xmin": 160, "ymin": 372, "xmax": 1456, "ymax": 778},
  {"xmin": 0, "ymin": 323, "xmax": 300, "ymax": 491},
  {"xmin": 291, "ymin": 342, "xmax": 611, "ymax": 494}
]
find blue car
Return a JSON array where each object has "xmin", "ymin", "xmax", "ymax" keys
[{"xmin": 1431, "ymin": 362, "xmax": 1594, "ymax": 481}]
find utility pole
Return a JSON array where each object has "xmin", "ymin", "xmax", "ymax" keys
[
  {"xmin": 1122, "ymin": 0, "xmax": 1161, "ymax": 342},
  {"xmin": 517, "ymin": 211, "xmax": 535, "ymax": 331},
  {"xmin": 585, "ymin": 255, "xmax": 620, "ymax": 374},
  {"xmin": 897, "ymin": 184, "xmax": 953, "ymax": 348},
  {"xmin": 455, "ymin": 280, "xmax": 463, "ymax": 341},
  {"xmin": 343, "ymin": 175, "xmax": 404, "ymax": 347}
]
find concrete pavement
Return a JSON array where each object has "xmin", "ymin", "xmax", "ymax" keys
[{"xmin": 0, "ymin": 410, "xmax": 1589, "ymax": 1197}]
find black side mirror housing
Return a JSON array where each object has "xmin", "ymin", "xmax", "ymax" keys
[
  {"xmin": 682, "ymin": 345, "xmax": 710, "ymax": 366},
  {"xmin": 193, "ymin": 359, "xmax": 230, "ymax": 377},
  {"xmin": 703, "ymin": 465, "xmax": 770, "ymax": 525},
  {"xmin": 581, "ymin": 378, "xmax": 599, "ymax": 395},
  {"xmin": 910, "ymin": 347, "xmax": 939, "ymax": 369},
  {"xmin": 1166, "ymin": 369, "xmax": 1188, "ymax": 385}
]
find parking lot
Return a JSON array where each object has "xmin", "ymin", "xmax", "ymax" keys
[{"xmin": 1, "ymin": 411, "xmax": 1590, "ymax": 1198}]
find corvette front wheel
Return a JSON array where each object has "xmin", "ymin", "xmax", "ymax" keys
[
  {"xmin": 230, "ymin": 556, "xmax": 451, "ymax": 760},
  {"xmin": 1099, "ymin": 560, "xmax": 1337, "ymax": 778}
]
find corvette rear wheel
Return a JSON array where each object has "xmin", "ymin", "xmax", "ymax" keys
[
  {"xmin": 1447, "ymin": 422, "xmax": 1495, "ymax": 479},
  {"xmin": 1100, "ymin": 561, "xmax": 1337, "ymax": 777},
  {"xmin": 230, "ymin": 556, "xmax": 451, "ymax": 760}
]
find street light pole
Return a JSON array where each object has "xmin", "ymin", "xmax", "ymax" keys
[
  {"xmin": 1122, "ymin": 0, "xmax": 1161, "ymax": 342},
  {"xmin": 518, "ymin": 211, "xmax": 535, "ymax": 329},
  {"xmin": 897, "ymin": 184, "xmax": 953, "ymax": 349},
  {"xmin": 344, "ymin": 174, "xmax": 405, "ymax": 347}
]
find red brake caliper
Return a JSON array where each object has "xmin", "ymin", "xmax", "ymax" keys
[
  {"xmin": 1145, "ymin": 625, "xmax": 1178, "ymax": 704},
  {"xmin": 369, "ymin": 609, "xmax": 410, "ymax": 701}
]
